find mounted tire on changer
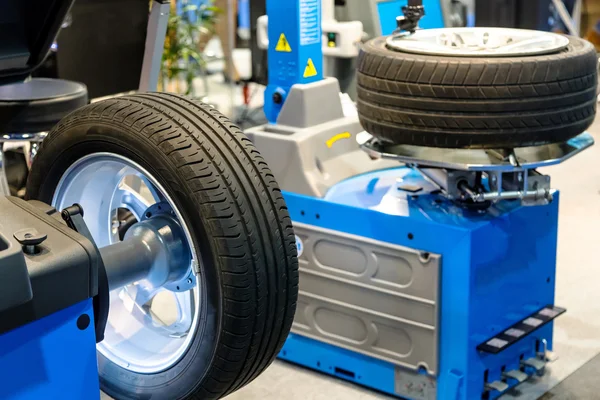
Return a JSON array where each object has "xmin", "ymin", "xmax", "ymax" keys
[
  {"xmin": 26, "ymin": 93, "xmax": 299, "ymax": 400},
  {"xmin": 357, "ymin": 28, "xmax": 598, "ymax": 149}
]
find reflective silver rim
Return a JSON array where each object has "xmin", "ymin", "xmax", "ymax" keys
[
  {"xmin": 52, "ymin": 153, "xmax": 200, "ymax": 374},
  {"xmin": 386, "ymin": 27, "xmax": 570, "ymax": 57}
]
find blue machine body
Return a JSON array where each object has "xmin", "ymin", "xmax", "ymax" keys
[
  {"xmin": 0, "ymin": 300, "xmax": 99, "ymax": 400},
  {"xmin": 377, "ymin": 0, "xmax": 445, "ymax": 35},
  {"xmin": 264, "ymin": 0, "xmax": 324, "ymax": 123},
  {"xmin": 278, "ymin": 168, "xmax": 559, "ymax": 400}
]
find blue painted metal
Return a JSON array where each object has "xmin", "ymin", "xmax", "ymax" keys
[
  {"xmin": 280, "ymin": 333, "xmax": 398, "ymax": 393},
  {"xmin": 280, "ymin": 167, "xmax": 559, "ymax": 399},
  {"xmin": 378, "ymin": 0, "xmax": 445, "ymax": 35},
  {"xmin": 265, "ymin": 0, "xmax": 324, "ymax": 123},
  {"xmin": 238, "ymin": 0, "xmax": 251, "ymax": 30},
  {"xmin": 0, "ymin": 300, "xmax": 100, "ymax": 400}
]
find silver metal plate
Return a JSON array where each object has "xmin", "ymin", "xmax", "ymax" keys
[
  {"xmin": 359, "ymin": 132, "xmax": 594, "ymax": 172},
  {"xmin": 386, "ymin": 27, "xmax": 569, "ymax": 57},
  {"xmin": 292, "ymin": 222, "xmax": 440, "ymax": 374}
]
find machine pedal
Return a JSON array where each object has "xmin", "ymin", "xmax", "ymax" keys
[
  {"xmin": 502, "ymin": 369, "xmax": 528, "ymax": 383},
  {"xmin": 485, "ymin": 380, "xmax": 509, "ymax": 393},
  {"xmin": 520, "ymin": 357, "xmax": 546, "ymax": 374}
]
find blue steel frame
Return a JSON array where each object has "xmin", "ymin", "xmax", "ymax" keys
[
  {"xmin": 279, "ymin": 184, "xmax": 559, "ymax": 400},
  {"xmin": 264, "ymin": 0, "xmax": 324, "ymax": 123},
  {"xmin": 0, "ymin": 300, "xmax": 100, "ymax": 400}
]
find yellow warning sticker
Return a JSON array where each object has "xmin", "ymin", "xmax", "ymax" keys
[
  {"xmin": 326, "ymin": 132, "xmax": 352, "ymax": 148},
  {"xmin": 275, "ymin": 33, "xmax": 292, "ymax": 52},
  {"xmin": 303, "ymin": 58, "xmax": 318, "ymax": 78}
]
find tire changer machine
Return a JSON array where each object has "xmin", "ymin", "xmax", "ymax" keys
[{"xmin": 246, "ymin": 1, "xmax": 597, "ymax": 399}]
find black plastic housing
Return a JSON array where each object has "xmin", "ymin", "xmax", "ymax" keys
[
  {"xmin": 0, "ymin": 0, "xmax": 75, "ymax": 84},
  {"xmin": 0, "ymin": 197, "xmax": 98, "ymax": 335}
]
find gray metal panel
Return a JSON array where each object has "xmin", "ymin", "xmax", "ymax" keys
[
  {"xmin": 293, "ymin": 222, "xmax": 440, "ymax": 374},
  {"xmin": 139, "ymin": 1, "xmax": 170, "ymax": 92}
]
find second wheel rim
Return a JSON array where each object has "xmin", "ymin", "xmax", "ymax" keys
[{"xmin": 386, "ymin": 27, "xmax": 570, "ymax": 57}]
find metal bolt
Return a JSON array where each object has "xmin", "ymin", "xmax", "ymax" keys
[{"xmin": 187, "ymin": 278, "xmax": 193, "ymax": 284}]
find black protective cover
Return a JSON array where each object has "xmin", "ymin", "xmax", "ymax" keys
[
  {"xmin": 0, "ymin": 0, "xmax": 75, "ymax": 84},
  {"xmin": 0, "ymin": 233, "xmax": 32, "ymax": 313},
  {"xmin": 0, "ymin": 197, "xmax": 98, "ymax": 335}
]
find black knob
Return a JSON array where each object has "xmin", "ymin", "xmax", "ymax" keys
[{"xmin": 14, "ymin": 228, "xmax": 47, "ymax": 255}]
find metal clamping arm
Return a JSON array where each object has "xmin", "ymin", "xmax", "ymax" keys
[{"xmin": 396, "ymin": 0, "xmax": 426, "ymax": 33}]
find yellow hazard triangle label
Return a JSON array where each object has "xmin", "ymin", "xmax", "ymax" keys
[
  {"xmin": 303, "ymin": 58, "xmax": 318, "ymax": 78},
  {"xmin": 275, "ymin": 33, "xmax": 292, "ymax": 52}
]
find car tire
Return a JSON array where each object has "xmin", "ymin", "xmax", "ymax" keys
[
  {"xmin": 357, "ymin": 34, "xmax": 598, "ymax": 149},
  {"xmin": 26, "ymin": 92, "xmax": 299, "ymax": 400}
]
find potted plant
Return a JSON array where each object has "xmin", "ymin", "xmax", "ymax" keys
[{"xmin": 159, "ymin": 0, "xmax": 221, "ymax": 95}]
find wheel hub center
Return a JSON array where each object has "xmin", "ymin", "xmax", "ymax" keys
[{"xmin": 100, "ymin": 202, "xmax": 194, "ymax": 292}]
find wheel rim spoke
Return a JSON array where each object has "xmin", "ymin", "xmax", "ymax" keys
[{"xmin": 114, "ymin": 182, "xmax": 155, "ymax": 220}]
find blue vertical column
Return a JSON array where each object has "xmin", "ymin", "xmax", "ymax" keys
[{"xmin": 264, "ymin": 0, "xmax": 324, "ymax": 124}]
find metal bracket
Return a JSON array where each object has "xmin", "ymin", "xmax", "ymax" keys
[
  {"xmin": 359, "ymin": 132, "xmax": 594, "ymax": 172},
  {"xmin": 417, "ymin": 167, "xmax": 552, "ymax": 205},
  {"xmin": 538, "ymin": 338, "xmax": 559, "ymax": 362},
  {"xmin": 359, "ymin": 132, "xmax": 593, "ymax": 206},
  {"xmin": 61, "ymin": 204, "xmax": 109, "ymax": 344}
]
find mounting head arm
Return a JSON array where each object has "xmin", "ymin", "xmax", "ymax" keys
[{"xmin": 396, "ymin": 0, "xmax": 425, "ymax": 34}]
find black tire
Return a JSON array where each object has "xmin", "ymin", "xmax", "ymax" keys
[
  {"xmin": 357, "ymin": 35, "xmax": 599, "ymax": 149},
  {"xmin": 26, "ymin": 93, "xmax": 299, "ymax": 400}
]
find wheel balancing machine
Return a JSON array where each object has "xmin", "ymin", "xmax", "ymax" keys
[
  {"xmin": 0, "ymin": 4, "xmax": 298, "ymax": 398},
  {"xmin": 246, "ymin": 0, "xmax": 598, "ymax": 399}
]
